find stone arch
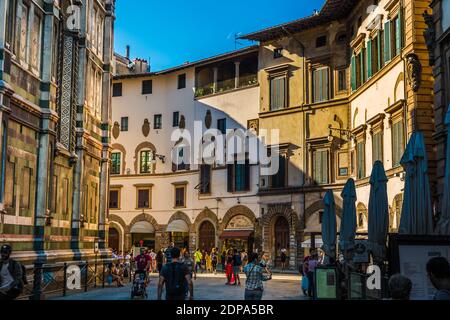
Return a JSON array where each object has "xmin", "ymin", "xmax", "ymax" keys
[
  {"xmin": 262, "ymin": 204, "xmax": 299, "ymax": 270},
  {"xmin": 168, "ymin": 211, "xmax": 193, "ymax": 232},
  {"xmin": 304, "ymin": 200, "xmax": 343, "ymax": 223},
  {"xmin": 109, "ymin": 214, "xmax": 129, "ymax": 250},
  {"xmin": 394, "ymin": 72, "xmax": 405, "ymax": 102},
  {"xmin": 108, "ymin": 221, "xmax": 124, "ymax": 253},
  {"xmin": 133, "ymin": 141, "xmax": 157, "ymax": 174},
  {"xmin": 221, "ymin": 205, "xmax": 257, "ymax": 231},
  {"xmin": 111, "ymin": 143, "xmax": 127, "ymax": 175},
  {"xmin": 194, "ymin": 208, "xmax": 218, "ymax": 231},
  {"xmin": 391, "ymin": 194, "xmax": 403, "ymax": 231},
  {"xmin": 128, "ymin": 213, "xmax": 161, "ymax": 233},
  {"xmin": 356, "ymin": 202, "xmax": 368, "ymax": 230}
]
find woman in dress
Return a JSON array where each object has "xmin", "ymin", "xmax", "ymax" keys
[{"xmin": 225, "ymin": 249, "xmax": 235, "ymax": 285}]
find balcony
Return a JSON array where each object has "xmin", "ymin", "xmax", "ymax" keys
[{"xmin": 195, "ymin": 51, "xmax": 258, "ymax": 98}]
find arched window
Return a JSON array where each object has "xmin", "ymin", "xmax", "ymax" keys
[
  {"xmin": 140, "ymin": 150, "xmax": 154, "ymax": 174},
  {"xmin": 111, "ymin": 152, "xmax": 121, "ymax": 175}
]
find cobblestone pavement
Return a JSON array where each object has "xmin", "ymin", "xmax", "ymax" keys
[{"xmin": 52, "ymin": 273, "xmax": 308, "ymax": 301}]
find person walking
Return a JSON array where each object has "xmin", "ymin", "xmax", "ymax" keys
[
  {"xmin": 0, "ymin": 244, "xmax": 24, "ymax": 300},
  {"xmin": 164, "ymin": 242, "xmax": 175, "ymax": 265},
  {"xmin": 427, "ymin": 257, "xmax": 450, "ymax": 300},
  {"xmin": 211, "ymin": 248, "xmax": 218, "ymax": 274},
  {"xmin": 280, "ymin": 248, "xmax": 287, "ymax": 270},
  {"xmin": 149, "ymin": 249, "xmax": 157, "ymax": 273},
  {"xmin": 181, "ymin": 250, "xmax": 195, "ymax": 296},
  {"xmin": 156, "ymin": 250, "xmax": 164, "ymax": 274},
  {"xmin": 232, "ymin": 249, "xmax": 242, "ymax": 286},
  {"xmin": 225, "ymin": 250, "xmax": 234, "ymax": 285},
  {"xmin": 206, "ymin": 251, "xmax": 212, "ymax": 273},
  {"xmin": 158, "ymin": 247, "xmax": 194, "ymax": 301},
  {"xmin": 307, "ymin": 252, "xmax": 319, "ymax": 298},
  {"xmin": 194, "ymin": 249, "xmax": 203, "ymax": 274},
  {"xmin": 243, "ymin": 252, "xmax": 272, "ymax": 300}
]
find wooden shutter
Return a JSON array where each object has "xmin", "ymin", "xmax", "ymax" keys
[
  {"xmin": 359, "ymin": 50, "xmax": 365, "ymax": 85},
  {"xmin": 396, "ymin": 11, "xmax": 402, "ymax": 55},
  {"xmin": 227, "ymin": 164, "xmax": 234, "ymax": 192},
  {"xmin": 367, "ymin": 39, "xmax": 372, "ymax": 79},
  {"xmin": 351, "ymin": 55, "xmax": 356, "ymax": 91},
  {"xmin": 384, "ymin": 21, "xmax": 391, "ymax": 63},
  {"xmin": 244, "ymin": 159, "xmax": 250, "ymax": 191},
  {"xmin": 377, "ymin": 32, "xmax": 382, "ymax": 71},
  {"xmin": 321, "ymin": 151, "xmax": 328, "ymax": 184}
]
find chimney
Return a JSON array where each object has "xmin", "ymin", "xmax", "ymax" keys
[{"xmin": 126, "ymin": 45, "xmax": 130, "ymax": 60}]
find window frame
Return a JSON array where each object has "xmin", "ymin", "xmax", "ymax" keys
[
  {"xmin": 135, "ymin": 185, "xmax": 152, "ymax": 209},
  {"xmin": 154, "ymin": 114, "xmax": 162, "ymax": 130},
  {"xmin": 109, "ymin": 188, "xmax": 121, "ymax": 210},
  {"xmin": 142, "ymin": 79, "xmax": 153, "ymax": 95},
  {"xmin": 111, "ymin": 152, "xmax": 121, "ymax": 175},
  {"xmin": 139, "ymin": 149, "xmax": 154, "ymax": 174},
  {"xmin": 120, "ymin": 117, "xmax": 128, "ymax": 132},
  {"xmin": 113, "ymin": 83, "xmax": 123, "ymax": 97},
  {"xmin": 177, "ymin": 73, "xmax": 186, "ymax": 89},
  {"xmin": 173, "ymin": 183, "xmax": 187, "ymax": 208}
]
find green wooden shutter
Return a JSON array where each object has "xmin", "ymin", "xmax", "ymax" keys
[
  {"xmin": 359, "ymin": 50, "xmax": 365, "ymax": 85},
  {"xmin": 227, "ymin": 164, "xmax": 234, "ymax": 192},
  {"xmin": 351, "ymin": 55, "xmax": 356, "ymax": 91},
  {"xmin": 377, "ymin": 32, "xmax": 382, "ymax": 71},
  {"xmin": 396, "ymin": 10, "xmax": 402, "ymax": 55},
  {"xmin": 384, "ymin": 21, "xmax": 391, "ymax": 63},
  {"xmin": 367, "ymin": 39, "xmax": 372, "ymax": 79},
  {"xmin": 321, "ymin": 151, "xmax": 328, "ymax": 184}
]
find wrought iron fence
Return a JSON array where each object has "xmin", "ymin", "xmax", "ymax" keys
[{"xmin": 18, "ymin": 258, "xmax": 133, "ymax": 300}]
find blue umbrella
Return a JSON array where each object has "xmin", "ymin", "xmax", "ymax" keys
[
  {"xmin": 339, "ymin": 179, "xmax": 357, "ymax": 259},
  {"xmin": 399, "ymin": 132, "xmax": 434, "ymax": 235},
  {"xmin": 368, "ymin": 161, "xmax": 389, "ymax": 264},
  {"xmin": 437, "ymin": 107, "xmax": 450, "ymax": 235},
  {"xmin": 322, "ymin": 190, "xmax": 337, "ymax": 265}
]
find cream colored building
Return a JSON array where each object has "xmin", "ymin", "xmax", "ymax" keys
[{"xmin": 109, "ymin": 47, "xmax": 263, "ymax": 255}]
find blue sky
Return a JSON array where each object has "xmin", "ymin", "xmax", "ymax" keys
[{"xmin": 114, "ymin": 0, "xmax": 326, "ymax": 71}]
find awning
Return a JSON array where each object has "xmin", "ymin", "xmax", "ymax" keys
[
  {"xmin": 220, "ymin": 230, "xmax": 254, "ymax": 240},
  {"xmin": 166, "ymin": 220, "xmax": 189, "ymax": 233},
  {"xmin": 130, "ymin": 221, "xmax": 155, "ymax": 234}
]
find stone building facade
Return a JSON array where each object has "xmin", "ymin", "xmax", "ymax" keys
[
  {"xmin": 427, "ymin": 0, "xmax": 450, "ymax": 216},
  {"xmin": 0, "ymin": 0, "xmax": 115, "ymax": 264}
]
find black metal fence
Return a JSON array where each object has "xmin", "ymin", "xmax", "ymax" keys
[{"xmin": 19, "ymin": 259, "xmax": 133, "ymax": 300}]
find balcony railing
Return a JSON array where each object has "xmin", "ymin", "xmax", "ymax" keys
[{"xmin": 195, "ymin": 74, "xmax": 258, "ymax": 98}]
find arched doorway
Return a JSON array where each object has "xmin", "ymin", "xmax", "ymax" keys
[
  {"xmin": 198, "ymin": 221, "xmax": 215, "ymax": 251},
  {"xmin": 108, "ymin": 227, "xmax": 119, "ymax": 251},
  {"xmin": 274, "ymin": 216, "xmax": 289, "ymax": 267}
]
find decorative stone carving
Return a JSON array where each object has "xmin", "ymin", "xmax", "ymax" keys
[
  {"xmin": 226, "ymin": 215, "xmax": 254, "ymax": 230},
  {"xmin": 179, "ymin": 115, "xmax": 186, "ymax": 129},
  {"xmin": 423, "ymin": 10, "xmax": 435, "ymax": 66},
  {"xmin": 406, "ymin": 53, "xmax": 422, "ymax": 92},
  {"xmin": 205, "ymin": 110, "xmax": 212, "ymax": 129},
  {"xmin": 112, "ymin": 122, "xmax": 120, "ymax": 139},
  {"xmin": 247, "ymin": 119, "xmax": 259, "ymax": 135},
  {"xmin": 142, "ymin": 119, "xmax": 150, "ymax": 137}
]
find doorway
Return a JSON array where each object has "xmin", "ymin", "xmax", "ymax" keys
[
  {"xmin": 274, "ymin": 216, "xmax": 289, "ymax": 267},
  {"xmin": 108, "ymin": 227, "xmax": 119, "ymax": 251},
  {"xmin": 198, "ymin": 221, "xmax": 215, "ymax": 251}
]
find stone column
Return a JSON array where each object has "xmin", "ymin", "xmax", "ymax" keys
[
  {"xmin": 234, "ymin": 61, "xmax": 240, "ymax": 89},
  {"xmin": 98, "ymin": 2, "xmax": 114, "ymax": 258},
  {"xmin": 213, "ymin": 67, "xmax": 218, "ymax": 93}
]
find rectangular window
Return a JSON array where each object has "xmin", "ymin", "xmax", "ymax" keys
[
  {"xmin": 19, "ymin": 3, "xmax": 29, "ymax": 62},
  {"xmin": 313, "ymin": 67, "xmax": 329, "ymax": 103},
  {"xmin": 173, "ymin": 112, "xmax": 180, "ymax": 127},
  {"xmin": 5, "ymin": 0, "xmax": 17, "ymax": 51},
  {"xmin": 111, "ymin": 152, "xmax": 121, "ymax": 175},
  {"xmin": 178, "ymin": 74, "xmax": 186, "ymax": 89},
  {"xmin": 357, "ymin": 141, "xmax": 366, "ymax": 179},
  {"xmin": 120, "ymin": 117, "xmax": 128, "ymax": 131},
  {"xmin": 355, "ymin": 53, "xmax": 362, "ymax": 88},
  {"xmin": 142, "ymin": 80, "xmax": 152, "ymax": 94},
  {"xmin": 154, "ymin": 114, "xmax": 162, "ymax": 129},
  {"xmin": 270, "ymin": 155, "xmax": 286, "ymax": 188},
  {"xmin": 227, "ymin": 159, "xmax": 250, "ymax": 192},
  {"xmin": 175, "ymin": 186, "xmax": 186, "ymax": 208},
  {"xmin": 217, "ymin": 118, "xmax": 226, "ymax": 135},
  {"xmin": 30, "ymin": 12, "xmax": 42, "ymax": 71},
  {"xmin": 338, "ymin": 69, "xmax": 347, "ymax": 92},
  {"xmin": 351, "ymin": 55, "xmax": 357, "ymax": 91},
  {"xmin": 137, "ymin": 189, "xmax": 150, "ymax": 208},
  {"xmin": 113, "ymin": 83, "xmax": 122, "ymax": 97},
  {"xmin": 392, "ymin": 120, "xmax": 405, "ymax": 167},
  {"xmin": 367, "ymin": 39, "xmax": 373, "ymax": 78},
  {"xmin": 140, "ymin": 150, "xmax": 153, "ymax": 174},
  {"xmin": 199, "ymin": 164, "xmax": 211, "ymax": 194},
  {"xmin": 313, "ymin": 150, "xmax": 329, "ymax": 185},
  {"xmin": 372, "ymin": 132, "xmax": 383, "ymax": 163},
  {"xmin": 109, "ymin": 190, "xmax": 119, "ymax": 209},
  {"xmin": 20, "ymin": 167, "xmax": 31, "ymax": 211},
  {"xmin": 270, "ymin": 77, "xmax": 286, "ymax": 110},
  {"xmin": 384, "ymin": 20, "xmax": 392, "ymax": 63},
  {"xmin": 274, "ymin": 48, "xmax": 283, "ymax": 59}
]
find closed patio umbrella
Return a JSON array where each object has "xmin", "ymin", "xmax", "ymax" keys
[
  {"xmin": 367, "ymin": 161, "xmax": 389, "ymax": 264},
  {"xmin": 339, "ymin": 179, "xmax": 357, "ymax": 260},
  {"xmin": 322, "ymin": 190, "xmax": 337, "ymax": 265},
  {"xmin": 399, "ymin": 132, "xmax": 434, "ymax": 235},
  {"xmin": 437, "ymin": 107, "xmax": 450, "ymax": 235}
]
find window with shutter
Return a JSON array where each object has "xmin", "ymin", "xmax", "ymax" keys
[
  {"xmin": 313, "ymin": 150, "xmax": 328, "ymax": 185},
  {"xmin": 392, "ymin": 120, "xmax": 404, "ymax": 166},
  {"xmin": 359, "ymin": 50, "xmax": 365, "ymax": 85},
  {"xmin": 351, "ymin": 55, "xmax": 357, "ymax": 91},
  {"xmin": 357, "ymin": 142, "xmax": 366, "ymax": 179},
  {"xmin": 227, "ymin": 164, "xmax": 234, "ymax": 192},
  {"xmin": 200, "ymin": 164, "xmax": 211, "ymax": 194},
  {"xmin": 372, "ymin": 132, "xmax": 383, "ymax": 163},
  {"xmin": 270, "ymin": 77, "xmax": 286, "ymax": 110},
  {"xmin": 109, "ymin": 190, "xmax": 119, "ymax": 209},
  {"xmin": 367, "ymin": 40, "xmax": 372, "ymax": 79},
  {"xmin": 271, "ymin": 155, "xmax": 286, "ymax": 188},
  {"xmin": 111, "ymin": 152, "xmax": 121, "ymax": 175},
  {"xmin": 384, "ymin": 21, "xmax": 391, "ymax": 63},
  {"xmin": 137, "ymin": 189, "xmax": 150, "ymax": 208},
  {"xmin": 313, "ymin": 68, "xmax": 329, "ymax": 103}
]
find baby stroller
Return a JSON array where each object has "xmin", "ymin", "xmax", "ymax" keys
[{"xmin": 131, "ymin": 271, "xmax": 148, "ymax": 299}]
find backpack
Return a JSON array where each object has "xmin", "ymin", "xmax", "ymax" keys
[{"xmin": 166, "ymin": 263, "xmax": 185, "ymax": 297}]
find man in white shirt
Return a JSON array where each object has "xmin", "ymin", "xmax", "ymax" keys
[{"xmin": 0, "ymin": 244, "xmax": 23, "ymax": 300}]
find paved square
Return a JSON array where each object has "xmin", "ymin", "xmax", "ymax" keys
[{"xmin": 52, "ymin": 274, "xmax": 307, "ymax": 300}]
